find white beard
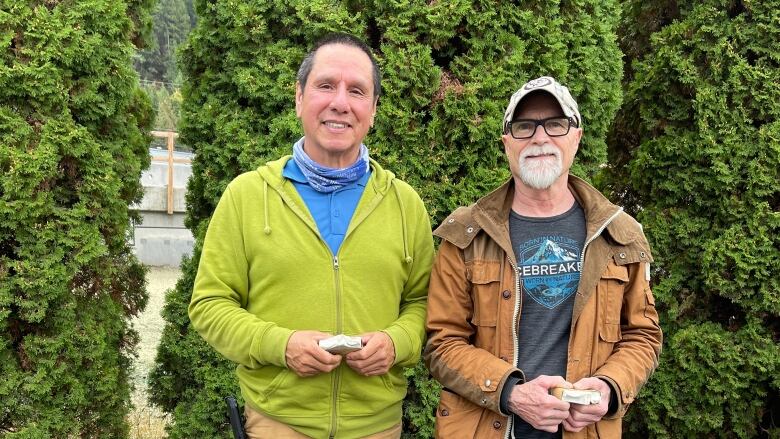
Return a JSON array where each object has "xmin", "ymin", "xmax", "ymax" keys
[{"xmin": 518, "ymin": 144, "xmax": 563, "ymax": 190}]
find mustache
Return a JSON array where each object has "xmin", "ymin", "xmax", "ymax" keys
[{"xmin": 519, "ymin": 144, "xmax": 561, "ymax": 161}]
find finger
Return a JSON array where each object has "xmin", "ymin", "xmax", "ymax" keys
[
  {"xmin": 346, "ymin": 355, "xmax": 381, "ymax": 372},
  {"xmin": 547, "ymin": 397, "xmax": 571, "ymax": 412},
  {"xmin": 310, "ymin": 347, "xmax": 341, "ymax": 364},
  {"xmin": 347, "ymin": 343, "xmax": 378, "ymax": 360},
  {"xmin": 538, "ymin": 375, "xmax": 573, "ymax": 390},
  {"xmin": 311, "ymin": 331, "xmax": 334, "ymax": 341},
  {"xmin": 553, "ymin": 407, "xmax": 572, "ymax": 422},
  {"xmin": 568, "ymin": 407, "xmax": 600, "ymax": 425},
  {"xmin": 572, "ymin": 403, "xmax": 599, "ymax": 416},
  {"xmin": 572, "ymin": 377, "xmax": 599, "ymax": 390},
  {"xmin": 563, "ymin": 418, "xmax": 583, "ymax": 432},
  {"xmin": 360, "ymin": 332, "xmax": 377, "ymax": 345}
]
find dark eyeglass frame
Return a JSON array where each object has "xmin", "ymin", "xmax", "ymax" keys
[{"xmin": 505, "ymin": 116, "xmax": 578, "ymax": 139}]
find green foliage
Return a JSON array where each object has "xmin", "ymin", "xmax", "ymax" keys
[
  {"xmin": 0, "ymin": 0, "xmax": 154, "ymax": 437},
  {"xmin": 607, "ymin": 1, "xmax": 780, "ymax": 436},
  {"xmin": 626, "ymin": 320, "xmax": 779, "ymax": 438},
  {"xmin": 142, "ymin": 83, "xmax": 184, "ymax": 131},
  {"xmin": 150, "ymin": 0, "xmax": 623, "ymax": 436}
]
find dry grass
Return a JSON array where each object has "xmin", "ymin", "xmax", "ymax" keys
[
  {"xmin": 127, "ymin": 266, "xmax": 181, "ymax": 438},
  {"xmin": 129, "ymin": 394, "xmax": 170, "ymax": 438}
]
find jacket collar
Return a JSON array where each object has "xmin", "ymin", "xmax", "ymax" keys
[{"xmin": 439, "ymin": 175, "xmax": 629, "ymax": 263}]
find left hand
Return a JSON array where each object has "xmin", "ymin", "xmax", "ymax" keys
[
  {"xmin": 345, "ymin": 332, "xmax": 395, "ymax": 376},
  {"xmin": 563, "ymin": 377, "xmax": 611, "ymax": 432}
]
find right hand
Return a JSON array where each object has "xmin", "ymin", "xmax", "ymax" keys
[
  {"xmin": 506, "ymin": 375, "xmax": 572, "ymax": 433},
  {"xmin": 285, "ymin": 331, "xmax": 342, "ymax": 377}
]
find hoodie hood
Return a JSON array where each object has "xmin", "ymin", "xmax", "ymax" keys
[
  {"xmin": 258, "ymin": 155, "xmax": 395, "ymax": 195},
  {"xmin": 255, "ymin": 155, "xmax": 412, "ymax": 264}
]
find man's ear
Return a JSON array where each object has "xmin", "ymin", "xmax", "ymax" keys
[
  {"xmin": 501, "ymin": 133, "xmax": 511, "ymax": 150},
  {"xmin": 295, "ymin": 82, "xmax": 303, "ymax": 117},
  {"xmin": 370, "ymin": 97, "xmax": 378, "ymax": 125},
  {"xmin": 573, "ymin": 126, "xmax": 583, "ymax": 144}
]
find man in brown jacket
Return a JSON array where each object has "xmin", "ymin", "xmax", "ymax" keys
[{"xmin": 424, "ymin": 76, "xmax": 662, "ymax": 439}]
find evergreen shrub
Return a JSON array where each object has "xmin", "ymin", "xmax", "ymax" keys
[
  {"xmin": 0, "ymin": 0, "xmax": 154, "ymax": 436},
  {"xmin": 607, "ymin": 1, "xmax": 780, "ymax": 437},
  {"xmin": 150, "ymin": 1, "xmax": 623, "ymax": 436}
]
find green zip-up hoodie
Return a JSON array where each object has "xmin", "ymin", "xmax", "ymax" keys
[{"xmin": 189, "ymin": 156, "xmax": 434, "ymax": 438}]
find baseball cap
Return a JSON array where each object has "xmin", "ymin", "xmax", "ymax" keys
[{"xmin": 503, "ymin": 76, "xmax": 581, "ymax": 129}]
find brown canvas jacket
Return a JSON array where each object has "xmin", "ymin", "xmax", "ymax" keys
[{"xmin": 424, "ymin": 175, "xmax": 662, "ymax": 439}]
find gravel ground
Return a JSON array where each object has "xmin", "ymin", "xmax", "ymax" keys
[{"xmin": 129, "ymin": 266, "xmax": 180, "ymax": 438}]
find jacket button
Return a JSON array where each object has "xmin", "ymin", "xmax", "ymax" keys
[
  {"xmin": 466, "ymin": 227, "xmax": 474, "ymax": 233},
  {"xmin": 493, "ymin": 420, "xmax": 502, "ymax": 429},
  {"xmin": 502, "ymin": 290, "xmax": 511, "ymax": 299},
  {"xmin": 485, "ymin": 379, "xmax": 491, "ymax": 387},
  {"xmin": 619, "ymin": 252, "xmax": 626, "ymax": 258},
  {"xmin": 447, "ymin": 218, "xmax": 455, "ymax": 223},
  {"xmin": 441, "ymin": 409, "xmax": 449, "ymax": 416},
  {"xmin": 481, "ymin": 398, "xmax": 488, "ymax": 405}
]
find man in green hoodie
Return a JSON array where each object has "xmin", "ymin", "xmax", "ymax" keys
[{"xmin": 188, "ymin": 33, "xmax": 434, "ymax": 438}]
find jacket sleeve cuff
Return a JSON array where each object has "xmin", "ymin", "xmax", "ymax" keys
[
  {"xmin": 253, "ymin": 325, "xmax": 294, "ymax": 368},
  {"xmin": 595, "ymin": 375, "xmax": 621, "ymax": 418},
  {"xmin": 499, "ymin": 374, "xmax": 524, "ymax": 415}
]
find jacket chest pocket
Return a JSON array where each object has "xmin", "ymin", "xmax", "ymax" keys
[
  {"xmin": 597, "ymin": 262, "xmax": 628, "ymax": 338},
  {"xmin": 468, "ymin": 260, "xmax": 502, "ymax": 327},
  {"xmin": 593, "ymin": 262, "xmax": 628, "ymax": 368}
]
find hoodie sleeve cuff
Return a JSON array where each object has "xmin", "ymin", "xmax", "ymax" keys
[
  {"xmin": 382, "ymin": 326, "xmax": 414, "ymax": 366},
  {"xmin": 253, "ymin": 325, "xmax": 294, "ymax": 368}
]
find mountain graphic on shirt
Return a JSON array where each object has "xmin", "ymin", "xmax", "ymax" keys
[
  {"xmin": 524, "ymin": 239, "xmax": 579, "ymax": 264},
  {"xmin": 527, "ymin": 279, "xmax": 581, "ymax": 298}
]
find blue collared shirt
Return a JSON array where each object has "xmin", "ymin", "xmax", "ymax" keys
[{"xmin": 283, "ymin": 159, "xmax": 370, "ymax": 255}]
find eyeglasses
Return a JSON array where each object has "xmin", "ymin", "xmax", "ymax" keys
[{"xmin": 505, "ymin": 116, "xmax": 577, "ymax": 139}]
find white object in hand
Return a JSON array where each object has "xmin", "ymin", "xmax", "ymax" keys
[
  {"xmin": 551, "ymin": 388, "xmax": 602, "ymax": 405},
  {"xmin": 318, "ymin": 335, "xmax": 363, "ymax": 355}
]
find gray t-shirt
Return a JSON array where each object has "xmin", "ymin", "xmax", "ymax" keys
[{"xmin": 508, "ymin": 201, "xmax": 586, "ymax": 439}]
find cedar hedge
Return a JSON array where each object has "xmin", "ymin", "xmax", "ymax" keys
[
  {"xmin": 0, "ymin": 0, "xmax": 155, "ymax": 436},
  {"xmin": 606, "ymin": 1, "xmax": 780, "ymax": 437}
]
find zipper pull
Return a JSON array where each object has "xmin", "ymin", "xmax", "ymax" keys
[{"xmin": 333, "ymin": 256, "xmax": 339, "ymax": 270}]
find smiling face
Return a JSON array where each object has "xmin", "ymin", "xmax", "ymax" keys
[
  {"xmin": 501, "ymin": 92, "xmax": 582, "ymax": 191},
  {"xmin": 295, "ymin": 43, "xmax": 378, "ymax": 168}
]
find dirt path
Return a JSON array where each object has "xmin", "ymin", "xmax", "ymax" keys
[{"xmin": 129, "ymin": 266, "xmax": 180, "ymax": 438}]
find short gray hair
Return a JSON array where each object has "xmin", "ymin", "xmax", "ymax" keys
[{"xmin": 296, "ymin": 33, "xmax": 381, "ymax": 98}]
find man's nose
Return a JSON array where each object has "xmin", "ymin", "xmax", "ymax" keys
[
  {"xmin": 329, "ymin": 84, "xmax": 349, "ymax": 112},
  {"xmin": 529, "ymin": 122, "xmax": 551, "ymax": 144}
]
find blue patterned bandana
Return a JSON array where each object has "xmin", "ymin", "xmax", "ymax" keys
[{"xmin": 292, "ymin": 137, "xmax": 370, "ymax": 193}]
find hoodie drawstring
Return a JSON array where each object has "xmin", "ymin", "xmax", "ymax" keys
[
  {"xmin": 263, "ymin": 166, "xmax": 410, "ymax": 266},
  {"xmin": 392, "ymin": 181, "xmax": 413, "ymax": 265},
  {"xmin": 263, "ymin": 180, "xmax": 271, "ymax": 235}
]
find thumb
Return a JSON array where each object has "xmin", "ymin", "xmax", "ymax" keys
[
  {"xmin": 360, "ymin": 333, "xmax": 376, "ymax": 345},
  {"xmin": 539, "ymin": 375, "xmax": 572, "ymax": 389}
]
